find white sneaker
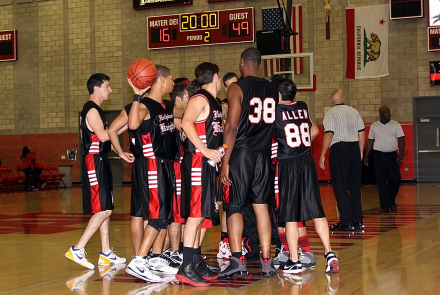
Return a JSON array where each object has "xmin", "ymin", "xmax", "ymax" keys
[
  {"xmin": 242, "ymin": 240, "xmax": 248, "ymax": 256},
  {"xmin": 126, "ymin": 256, "xmax": 161, "ymax": 283},
  {"xmin": 126, "ymin": 283, "xmax": 166, "ymax": 295},
  {"xmin": 217, "ymin": 240, "xmax": 231, "ymax": 259},
  {"xmin": 65, "ymin": 246, "xmax": 95, "ymax": 269},
  {"xmin": 99, "ymin": 263, "xmax": 126, "ymax": 281},
  {"xmin": 148, "ymin": 256, "xmax": 178, "ymax": 275},
  {"xmin": 65, "ymin": 270, "xmax": 95, "ymax": 291},
  {"xmin": 169, "ymin": 250, "xmax": 183, "ymax": 267},
  {"xmin": 98, "ymin": 247, "xmax": 126, "ymax": 265}
]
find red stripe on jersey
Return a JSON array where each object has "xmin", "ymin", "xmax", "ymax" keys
[
  {"xmin": 190, "ymin": 155, "xmax": 203, "ymax": 217},
  {"xmin": 173, "ymin": 161, "xmax": 185, "ymax": 223},
  {"xmin": 222, "ymin": 183, "xmax": 230, "ymax": 204},
  {"xmin": 142, "ymin": 133, "xmax": 155, "ymax": 159},
  {"xmin": 147, "ymin": 158, "xmax": 160, "ymax": 219},
  {"xmin": 274, "ymin": 162, "xmax": 280, "ymax": 224},
  {"xmin": 85, "ymin": 154, "xmax": 101, "ymax": 213}
]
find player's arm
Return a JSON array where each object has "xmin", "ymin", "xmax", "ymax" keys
[
  {"xmin": 358, "ymin": 130, "xmax": 365, "ymax": 161},
  {"xmin": 173, "ymin": 106, "xmax": 185, "ymax": 119},
  {"xmin": 310, "ymin": 122, "xmax": 319, "ymax": 141},
  {"xmin": 127, "ymin": 78, "xmax": 150, "ymax": 130},
  {"xmin": 319, "ymin": 132, "xmax": 333, "ymax": 170},
  {"xmin": 220, "ymin": 83, "xmax": 242, "ymax": 186},
  {"xmin": 86, "ymin": 108, "xmax": 110, "ymax": 142},
  {"xmin": 181, "ymin": 95, "xmax": 222, "ymax": 162},
  {"xmin": 108, "ymin": 109, "xmax": 134, "ymax": 163}
]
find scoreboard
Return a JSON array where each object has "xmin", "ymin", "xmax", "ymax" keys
[{"xmin": 147, "ymin": 7, "xmax": 254, "ymax": 50}]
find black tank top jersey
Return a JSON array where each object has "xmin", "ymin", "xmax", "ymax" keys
[
  {"xmin": 185, "ymin": 89, "xmax": 223, "ymax": 154},
  {"xmin": 275, "ymin": 101, "xmax": 313, "ymax": 160},
  {"xmin": 124, "ymin": 98, "xmax": 178, "ymax": 160},
  {"xmin": 124, "ymin": 103, "xmax": 152, "ymax": 158},
  {"xmin": 80, "ymin": 101, "xmax": 111, "ymax": 156},
  {"xmin": 234, "ymin": 76, "xmax": 278, "ymax": 154}
]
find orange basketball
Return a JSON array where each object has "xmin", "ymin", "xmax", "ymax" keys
[{"xmin": 127, "ymin": 59, "xmax": 157, "ymax": 89}]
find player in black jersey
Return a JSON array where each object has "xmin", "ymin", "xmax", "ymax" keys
[
  {"xmin": 273, "ymin": 78, "xmax": 339, "ymax": 274},
  {"xmin": 65, "ymin": 73, "xmax": 126, "ymax": 270},
  {"xmin": 176, "ymin": 62, "xmax": 224, "ymax": 287},
  {"xmin": 111, "ymin": 65, "xmax": 184, "ymax": 282},
  {"xmin": 219, "ymin": 48, "xmax": 278, "ymax": 278}
]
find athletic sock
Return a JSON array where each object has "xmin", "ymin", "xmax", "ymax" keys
[
  {"xmin": 102, "ymin": 249, "xmax": 111, "ymax": 255},
  {"xmin": 182, "ymin": 247, "xmax": 193, "ymax": 266},
  {"xmin": 299, "ymin": 234, "xmax": 311, "ymax": 253},
  {"xmin": 278, "ymin": 232, "xmax": 290, "ymax": 252},
  {"xmin": 151, "ymin": 253, "xmax": 160, "ymax": 258},
  {"xmin": 194, "ymin": 247, "xmax": 202, "ymax": 256},
  {"xmin": 179, "ymin": 242, "xmax": 184, "ymax": 252},
  {"xmin": 232, "ymin": 252, "xmax": 242, "ymax": 259},
  {"xmin": 221, "ymin": 231, "xmax": 228, "ymax": 241}
]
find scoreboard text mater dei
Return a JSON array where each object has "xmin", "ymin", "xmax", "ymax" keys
[{"xmin": 147, "ymin": 7, "xmax": 254, "ymax": 49}]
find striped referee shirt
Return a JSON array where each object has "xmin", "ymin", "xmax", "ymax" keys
[
  {"xmin": 323, "ymin": 104, "xmax": 365, "ymax": 147},
  {"xmin": 368, "ymin": 120, "xmax": 405, "ymax": 152}
]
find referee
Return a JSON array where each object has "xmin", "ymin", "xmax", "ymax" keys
[
  {"xmin": 319, "ymin": 89, "xmax": 365, "ymax": 231},
  {"xmin": 363, "ymin": 106, "xmax": 405, "ymax": 213}
]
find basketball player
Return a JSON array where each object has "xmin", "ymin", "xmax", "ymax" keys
[
  {"xmin": 273, "ymin": 78, "xmax": 338, "ymax": 274},
  {"xmin": 219, "ymin": 48, "xmax": 278, "ymax": 278},
  {"xmin": 176, "ymin": 62, "xmax": 224, "ymax": 286},
  {"xmin": 65, "ymin": 73, "xmax": 126, "ymax": 269},
  {"xmin": 124, "ymin": 65, "xmax": 184, "ymax": 282},
  {"xmin": 160, "ymin": 82, "xmax": 190, "ymax": 268}
]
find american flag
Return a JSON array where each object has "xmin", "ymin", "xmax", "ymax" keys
[
  {"xmin": 262, "ymin": 7, "xmax": 285, "ymax": 30},
  {"xmin": 262, "ymin": 5, "xmax": 303, "ymax": 76}
]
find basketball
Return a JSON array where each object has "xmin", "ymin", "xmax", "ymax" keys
[{"xmin": 127, "ymin": 59, "xmax": 157, "ymax": 89}]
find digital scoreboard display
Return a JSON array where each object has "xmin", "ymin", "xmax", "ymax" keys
[{"xmin": 147, "ymin": 7, "xmax": 254, "ymax": 50}]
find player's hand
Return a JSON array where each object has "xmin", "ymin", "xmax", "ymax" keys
[
  {"xmin": 119, "ymin": 152, "xmax": 135, "ymax": 163},
  {"xmin": 319, "ymin": 155, "xmax": 326, "ymax": 170},
  {"xmin": 127, "ymin": 78, "xmax": 151, "ymax": 96},
  {"xmin": 220, "ymin": 163, "xmax": 232, "ymax": 186},
  {"xmin": 363, "ymin": 157, "xmax": 369, "ymax": 167},
  {"xmin": 360, "ymin": 152, "xmax": 363, "ymax": 161},
  {"xmin": 201, "ymin": 148, "xmax": 222, "ymax": 163},
  {"xmin": 396, "ymin": 155, "xmax": 403, "ymax": 164}
]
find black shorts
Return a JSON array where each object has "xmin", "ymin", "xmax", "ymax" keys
[
  {"xmin": 131, "ymin": 157, "xmax": 174, "ymax": 220},
  {"xmin": 223, "ymin": 148, "xmax": 271, "ymax": 206},
  {"xmin": 275, "ymin": 154, "xmax": 325, "ymax": 223},
  {"xmin": 181, "ymin": 153, "xmax": 218, "ymax": 219},
  {"xmin": 82, "ymin": 154, "xmax": 114, "ymax": 214}
]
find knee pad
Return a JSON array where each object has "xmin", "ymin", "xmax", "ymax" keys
[
  {"xmin": 224, "ymin": 203, "xmax": 243, "ymax": 219},
  {"xmin": 147, "ymin": 219, "xmax": 169, "ymax": 232}
]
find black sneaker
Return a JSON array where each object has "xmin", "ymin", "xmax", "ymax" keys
[
  {"xmin": 195, "ymin": 261, "xmax": 218, "ymax": 280},
  {"xmin": 324, "ymin": 252, "xmax": 339, "ymax": 273},
  {"xmin": 245, "ymin": 251, "xmax": 260, "ymax": 262},
  {"xmin": 280, "ymin": 259, "xmax": 303, "ymax": 274},
  {"xmin": 218, "ymin": 256, "xmax": 247, "ymax": 279},
  {"xmin": 353, "ymin": 222, "xmax": 364, "ymax": 230},
  {"xmin": 202, "ymin": 259, "xmax": 220, "ymax": 273},
  {"xmin": 330, "ymin": 223, "xmax": 354, "ymax": 231},
  {"xmin": 260, "ymin": 256, "xmax": 278, "ymax": 276},
  {"xmin": 176, "ymin": 262, "xmax": 211, "ymax": 287}
]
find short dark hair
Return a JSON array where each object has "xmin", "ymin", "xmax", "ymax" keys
[
  {"xmin": 155, "ymin": 65, "xmax": 171, "ymax": 82},
  {"xmin": 173, "ymin": 77, "xmax": 190, "ymax": 84},
  {"xmin": 194, "ymin": 62, "xmax": 219, "ymax": 86},
  {"xmin": 87, "ymin": 73, "xmax": 110, "ymax": 94},
  {"xmin": 241, "ymin": 47, "xmax": 261, "ymax": 65},
  {"xmin": 187, "ymin": 79, "xmax": 201, "ymax": 97},
  {"xmin": 222, "ymin": 72, "xmax": 238, "ymax": 87},
  {"xmin": 170, "ymin": 82, "xmax": 188, "ymax": 103},
  {"xmin": 273, "ymin": 77, "xmax": 297, "ymax": 102}
]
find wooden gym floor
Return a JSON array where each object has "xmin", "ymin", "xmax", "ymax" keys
[{"xmin": 1, "ymin": 183, "xmax": 440, "ymax": 295}]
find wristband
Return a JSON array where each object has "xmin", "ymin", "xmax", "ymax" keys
[{"xmin": 133, "ymin": 94, "xmax": 141, "ymax": 102}]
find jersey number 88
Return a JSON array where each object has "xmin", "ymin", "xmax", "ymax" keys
[
  {"xmin": 285, "ymin": 122, "xmax": 311, "ymax": 148},
  {"xmin": 248, "ymin": 97, "xmax": 276, "ymax": 124}
]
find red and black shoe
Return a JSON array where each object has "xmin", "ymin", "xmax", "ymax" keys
[{"xmin": 176, "ymin": 262, "xmax": 211, "ymax": 287}]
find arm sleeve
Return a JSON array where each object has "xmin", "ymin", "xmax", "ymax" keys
[
  {"xmin": 357, "ymin": 113, "xmax": 365, "ymax": 132},
  {"xmin": 323, "ymin": 112, "xmax": 334, "ymax": 133},
  {"xmin": 396, "ymin": 123, "xmax": 405, "ymax": 138}
]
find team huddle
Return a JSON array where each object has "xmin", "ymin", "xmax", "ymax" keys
[{"xmin": 64, "ymin": 47, "xmax": 339, "ymax": 287}]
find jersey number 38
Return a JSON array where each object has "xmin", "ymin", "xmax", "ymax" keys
[{"xmin": 248, "ymin": 97, "xmax": 276, "ymax": 124}]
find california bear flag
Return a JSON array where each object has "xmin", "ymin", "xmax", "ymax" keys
[{"xmin": 346, "ymin": 5, "xmax": 389, "ymax": 79}]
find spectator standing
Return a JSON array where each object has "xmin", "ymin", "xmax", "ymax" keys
[
  {"xmin": 32, "ymin": 160, "xmax": 46, "ymax": 189},
  {"xmin": 20, "ymin": 146, "xmax": 37, "ymax": 191},
  {"xmin": 363, "ymin": 106, "xmax": 405, "ymax": 213}
]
